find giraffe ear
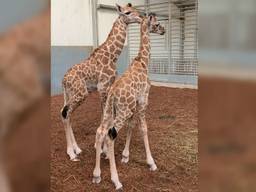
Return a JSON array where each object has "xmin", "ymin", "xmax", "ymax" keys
[
  {"xmin": 148, "ymin": 12, "xmax": 156, "ymax": 24},
  {"xmin": 116, "ymin": 4, "xmax": 123, "ymax": 15}
]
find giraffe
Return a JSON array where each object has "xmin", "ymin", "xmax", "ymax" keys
[
  {"xmin": 92, "ymin": 13, "xmax": 165, "ymax": 190},
  {"xmin": 60, "ymin": 3, "xmax": 143, "ymax": 161}
]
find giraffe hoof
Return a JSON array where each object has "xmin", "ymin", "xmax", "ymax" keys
[
  {"xmin": 116, "ymin": 187, "xmax": 123, "ymax": 191},
  {"xmin": 121, "ymin": 155, "xmax": 129, "ymax": 163},
  {"xmin": 149, "ymin": 163, "xmax": 157, "ymax": 171},
  {"xmin": 92, "ymin": 176, "xmax": 101, "ymax": 184},
  {"xmin": 74, "ymin": 147, "xmax": 82, "ymax": 155},
  {"xmin": 71, "ymin": 157, "xmax": 80, "ymax": 162},
  {"xmin": 114, "ymin": 182, "xmax": 123, "ymax": 191}
]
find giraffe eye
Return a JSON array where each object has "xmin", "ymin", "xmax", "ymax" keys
[
  {"xmin": 156, "ymin": 24, "xmax": 160, "ymax": 27},
  {"xmin": 125, "ymin": 11, "xmax": 131, "ymax": 15}
]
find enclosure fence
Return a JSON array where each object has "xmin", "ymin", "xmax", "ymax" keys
[{"xmin": 128, "ymin": 0, "xmax": 198, "ymax": 84}]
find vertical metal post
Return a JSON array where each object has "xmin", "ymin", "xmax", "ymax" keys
[
  {"xmin": 145, "ymin": 0, "xmax": 149, "ymax": 15},
  {"xmin": 168, "ymin": 2, "xmax": 172, "ymax": 74},
  {"xmin": 91, "ymin": 0, "xmax": 98, "ymax": 49},
  {"xmin": 180, "ymin": 8, "xmax": 185, "ymax": 72},
  {"xmin": 194, "ymin": 0, "xmax": 198, "ymax": 76}
]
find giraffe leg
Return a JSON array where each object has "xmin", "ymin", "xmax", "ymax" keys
[
  {"xmin": 138, "ymin": 114, "xmax": 157, "ymax": 171},
  {"xmin": 92, "ymin": 126, "xmax": 107, "ymax": 184},
  {"xmin": 102, "ymin": 138, "xmax": 109, "ymax": 159},
  {"xmin": 62, "ymin": 117, "xmax": 79, "ymax": 161},
  {"xmin": 61, "ymin": 86, "xmax": 87, "ymax": 161},
  {"xmin": 121, "ymin": 119, "xmax": 133, "ymax": 163},
  {"xmin": 99, "ymin": 90, "xmax": 109, "ymax": 159},
  {"xmin": 69, "ymin": 124, "xmax": 82, "ymax": 155},
  {"xmin": 107, "ymin": 136, "xmax": 123, "ymax": 190},
  {"xmin": 107, "ymin": 113, "xmax": 132, "ymax": 190}
]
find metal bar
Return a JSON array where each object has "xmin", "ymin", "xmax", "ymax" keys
[
  {"xmin": 127, "ymin": 0, "xmax": 198, "ymax": 79},
  {"xmin": 91, "ymin": 0, "xmax": 98, "ymax": 48}
]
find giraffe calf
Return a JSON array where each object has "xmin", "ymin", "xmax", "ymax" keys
[
  {"xmin": 60, "ymin": 3, "xmax": 143, "ymax": 161},
  {"xmin": 93, "ymin": 13, "xmax": 165, "ymax": 190}
]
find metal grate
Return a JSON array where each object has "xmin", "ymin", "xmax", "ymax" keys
[{"xmin": 128, "ymin": 0, "xmax": 198, "ymax": 78}]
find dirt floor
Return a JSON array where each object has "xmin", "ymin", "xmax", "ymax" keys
[
  {"xmin": 50, "ymin": 86, "xmax": 198, "ymax": 192},
  {"xmin": 6, "ymin": 78, "xmax": 255, "ymax": 192}
]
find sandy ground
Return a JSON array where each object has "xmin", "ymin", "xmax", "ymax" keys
[{"xmin": 50, "ymin": 86, "xmax": 198, "ymax": 192}]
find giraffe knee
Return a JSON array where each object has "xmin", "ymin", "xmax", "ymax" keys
[
  {"xmin": 61, "ymin": 105, "xmax": 69, "ymax": 119},
  {"xmin": 96, "ymin": 127, "xmax": 106, "ymax": 142},
  {"xmin": 108, "ymin": 127, "xmax": 117, "ymax": 140}
]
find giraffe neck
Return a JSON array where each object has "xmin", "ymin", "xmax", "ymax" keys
[
  {"xmin": 138, "ymin": 18, "xmax": 150, "ymax": 66},
  {"xmin": 104, "ymin": 15, "xmax": 128, "ymax": 58}
]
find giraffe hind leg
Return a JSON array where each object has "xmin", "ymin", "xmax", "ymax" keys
[
  {"xmin": 121, "ymin": 119, "xmax": 134, "ymax": 163},
  {"xmin": 61, "ymin": 88, "xmax": 88, "ymax": 161}
]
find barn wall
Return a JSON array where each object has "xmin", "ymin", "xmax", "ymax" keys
[
  {"xmin": 51, "ymin": 0, "xmax": 143, "ymax": 95},
  {"xmin": 51, "ymin": 0, "xmax": 93, "ymax": 46},
  {"xmin": 51, "ymin": 46, "xmax": 129, "ymax": 95}
]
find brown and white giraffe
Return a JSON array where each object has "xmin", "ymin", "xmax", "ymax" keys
[
  {"xmin": 60, "ymin": 4, "xmax": 143, "ymax": 161},
  {"xmin": 92, "ymin": 13, "xmax": 165, "ymax": 190}
]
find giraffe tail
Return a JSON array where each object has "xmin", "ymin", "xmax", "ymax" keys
[
  {"xmin": 61, "ymin": 105, "xmax": 69, "ymax": 119},
  {"xmin": 104, "ymin": 92, "xmax": 115, "ymax": 120},
  {"xmin": 103, "ymin": 93, "xmax": 118, "ymax": 140}
]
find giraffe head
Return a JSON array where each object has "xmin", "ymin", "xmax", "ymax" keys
[
  {"xmin": 148, "ymin": 13, "xmax": 166, "ymax": 35},
  {"xmin": 116, "ymin": 3, "xmax": 142, "ymax": 24}
]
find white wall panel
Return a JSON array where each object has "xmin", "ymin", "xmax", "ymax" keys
[
  {"xmin": 51, "ymin": 0, "xmax": 93, "ymax": 46},
  {"xmin": 51, "ymin": 0, "xmax": 145, "ymax": 46}
]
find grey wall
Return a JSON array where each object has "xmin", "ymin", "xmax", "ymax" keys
[
  {"xmin": 51, "ymin": 45, "xmax": 198, "ymax": 96},
  {"xmin": 51, "ymin": 46, "xmax": 129, "ymax": 95}
]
